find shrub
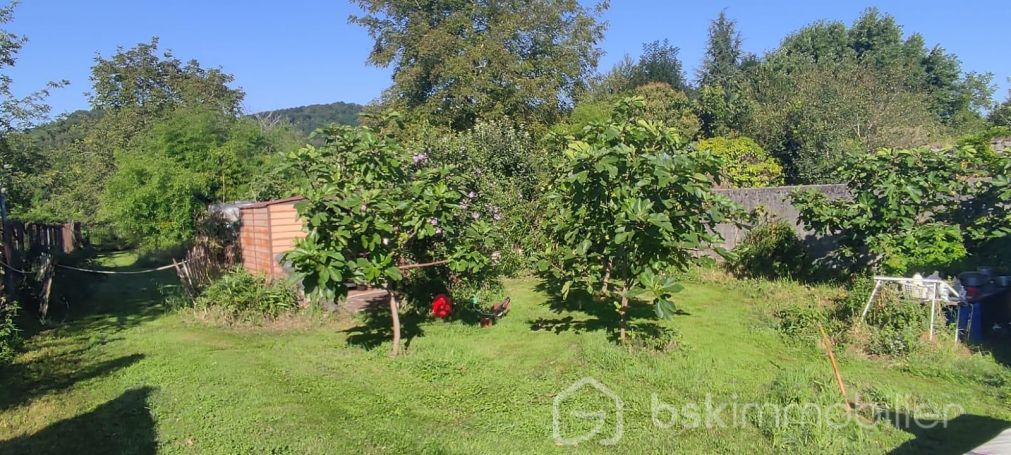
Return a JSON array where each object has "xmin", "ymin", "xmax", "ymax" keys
[
  {"xmin": 626, "ymin": 321, "xmax": 683, "ymax": 353},
  {"xmin": 194, "ymin": 269, "xmax": 298, "ymax": 321},
  {"xmin": 730, "ymin": 218, "xmax": 808, "ymax": 280},
  {"xmin": 695, "ymin": 136, "xmax": 784, "ymax": 188},
  {"xmin": 0, "ymin": 297, "xmax": 20, "ymax": 364}
]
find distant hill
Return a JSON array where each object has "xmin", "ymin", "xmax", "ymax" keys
[{"xmin": 250, "ymin": 101, "xmax": 364, "ymax": 136}]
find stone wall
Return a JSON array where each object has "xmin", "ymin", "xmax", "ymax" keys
[
  {"xmin": 991, "ymin": 136, "xmax": 1011, "ymax": 154},
  {"xmin": 713, "ymin": 184, "xmax": 850, "ymax": 256}
]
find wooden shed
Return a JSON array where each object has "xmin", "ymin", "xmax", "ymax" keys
[{"xmin": 238, "ymin": 196, "xmax": 306, "ymax": 280}]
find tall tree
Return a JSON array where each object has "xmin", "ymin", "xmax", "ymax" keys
[
  {"xmin": 21, "ymin": 39, "xmax": 248, "ymax": 224},
  {"xmin": 698, "ymin": 10, "xmax": 743, "ymax": 92},
  {"xmin": 90, "ymin": 37, "xmax": 243, "ymax": 116},
  {"xmin": 350, "ymin": 0, "xmax": 606, "ymax": 130},
  {"xmin": 0, "ymin": 2, "xmax": 66, "ymax": 218},
  {"xmin": 627, "ymin": 39, "xmax": 688, "ymax": 92}
]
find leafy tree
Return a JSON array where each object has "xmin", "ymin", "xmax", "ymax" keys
[
  {"xmin": 556, "ymin": 83, "xmax": 700, "ymax": 140},
  {"xmin": 695, "ymin": 136, "xmax": 783, "ymax": 188},
  {"xmin": 791, "ymin": 147, "xmax": 979, "ymax": 274},
  {"xmin": 539, "ymin": 97, "xmax": 741, "ymax": 342},
  {"xmin": 989, "ymin": 83, "xmax": 1011, "ymax": 127},
  {"xmin": 626, "ymin": 40, "xmax": 688, "ymax": 92},
  {"xmin": 20, "ymin": 38, "xmax": 251, "ymax": 225},
  {"xmin": 766, "ymin": 8, "xmax": 992, "ymax": 131},
  {"xmin": 633, "ymin": 83, "xmax": 700, "ymax": 140},
  {"xmin": 102, "ymin": 108, "xmax": 287, "ymax": 248},
  {"xmin": 744, "ymin": 59, "xmax": 941, "ymax": 183},
  {"xmin": 90, "ymin": 37, "xmax": 242, "ymax": 116},
  {"xmin": 350, "ymin": 0, "xmax": 606, "ymax": 130},
  {"xmin": 0, "ymin": 1, "xmax": 67, "ymax": 218},
  {"xmin": 284, "ymin": 117, "xmax": 506, "ymax": 355}
]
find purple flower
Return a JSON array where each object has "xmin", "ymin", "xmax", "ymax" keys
[
  {"xmin": 429, "ymin": 217, "xmax": 439, "ymax": 226},
  {"xmin": 467, "ymin": 191, "xmax": 477, "ymax": 200},
  {"xmin": 435, "ymin": 227, "xmax": 443, "ymax": 235},
  {"xmin": 471, "ymin": 212, "xmax": 480, "ymax": 220},
  {"xmin": 412, "ymin": 153, "xmax": 428, "ymax": 164},
  {"xmin": 493, "ymin": 212, "xmax": 502, "ymax": 221},
  {"xmin": 461, "ymin": 201, "xmax": 470, "ymax": 210}
]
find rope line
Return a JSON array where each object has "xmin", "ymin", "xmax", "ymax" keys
[
  {"xmin": 56, "ymin": 261, "xmax": 186, "ymax": 275},
  {"xmin": 0, "ymin": 258, "xmax": 30, "ymax": 274},
  {"xmin": 0, "ymin": 257, "xmax": 187, "ymax": 275}
]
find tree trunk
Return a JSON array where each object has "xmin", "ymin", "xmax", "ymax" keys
[
  {"xmin": 618, "ymin": 282, "xmax": 629, "ymax": 344},
  {"xmin": 389, "ymin": 290, "xmax": 402, "ymax": 357}
]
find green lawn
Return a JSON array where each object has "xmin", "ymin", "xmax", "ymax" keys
[{"xmin": 1, "ymin": 252, "xmax": 1009, "ymax": 453}]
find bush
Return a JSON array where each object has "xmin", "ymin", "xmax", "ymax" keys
[
  {"xmin": 695, "ymin": 136, "xmax": 784, "ymax": 188},
  {"xmin": 0, "ymin": 297, "xmax": 20, "ymax": 364},
  {"xmin": 730, "ymin": 219, "xmax": 808, "ymax": 280},
  {"xmin": 626, "ymin": 321, "xmax": 683, "ymax": 353},
  {"xmin": 194, "ymin": 269, "xmax": 298, "ymax": 321}
]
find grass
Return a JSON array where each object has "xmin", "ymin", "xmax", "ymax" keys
[{"xmin": 1, "ymin": 252, "xmax": 1010, "ymax": 453}]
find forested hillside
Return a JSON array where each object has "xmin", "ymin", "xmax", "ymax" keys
[{"xmin": 250, "ymin": 101, "xmax": 363, "ymax": 136}]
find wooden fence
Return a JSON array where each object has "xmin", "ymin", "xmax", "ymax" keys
[{"xmin": 1, "ymin": 221, "xmax": 82, "ymax": 270}]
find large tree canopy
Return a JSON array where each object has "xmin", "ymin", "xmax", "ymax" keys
[
  {"xmin": 350, "ymin": 0, "xmax": 606, "ymax": 130},
  {"xmin": 90, "ymin": 37, "xmax": 243, "ymax": 116}
]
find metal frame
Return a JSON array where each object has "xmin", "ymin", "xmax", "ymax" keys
[{"xmin": 860, "ymin": 276, "xmax": 961, "ymax": 340}]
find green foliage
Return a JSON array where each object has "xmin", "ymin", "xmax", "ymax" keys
[
  {"xmin": 540, "ymin": 97, "xmax": 742, "ymax": 324},
  {"xmin": 791, "ymin": 147, "xmax": 976, "ymax": 274},
  {"xmin": 250, "ymin": 101, "xmax": 363, "ymax": 137},
  {"xmin": 696, "ymin": 136, "xmax": 783, "ymax": 187},
  {"xmin": 101, "ymin": 108, "xmax": 287, "ymax": 249},
  {"xmin": 350, "ymin": 0, "xmax": 606, "ymax": 130},
  {"xmin": 0, "ymin": 296, "xmax": 19, "ymax": 364},
  {"xmin": 623, "ymin": 39, "xmax": 688, "ymax": 92},
  {"xmin": 193, "ymin": 269, "xmax": 298, "ymax": 321},
  {"xmin": 730, "ymin": 218, "xmax": 808, "ymax": 280},
  {"xmin": 408, "ymin": 120, "xmax": 544, "ymax": 270},
  {"xmin": 625, "ymin": 321, "xmax": 683, "ymax": 353},
  {"xmin": 283, "ymin": 117, "xmax": 506, "ymax": 305},
  {"xmin": 697, "ymin": 11, "xmax": 744, "ymax": 92},
  {"xmin": 632, "ymin": 83, "xmax": 700, "ymax": 140},
  {"xmin": 89, "ymin": 37, "xmax": 243, "ymax": 116}
]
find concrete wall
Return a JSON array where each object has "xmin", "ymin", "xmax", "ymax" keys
[{"xmin": 713, "ymin": 184, "xmax": 850, "ymax": 255}]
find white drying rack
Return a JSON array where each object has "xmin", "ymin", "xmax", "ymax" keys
[{"xmin": 860, "ymin": 276, "xmax": 962, "ymax": 340}]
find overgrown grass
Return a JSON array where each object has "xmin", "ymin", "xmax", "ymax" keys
[{"xmin": 0, "ymin": 253, "xmax": 1009, "ymax": 453}]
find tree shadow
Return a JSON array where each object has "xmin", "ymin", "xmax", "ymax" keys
[
  {"xmin": 342, "ymin": 303, "xmax": 427, "ymax": 351},
  {"xmin": 0, "ymin": 353, "xmax": 145, "ymax": 412},
  {"xmin": 20, "ymin": 249, "xmax": 178, "ymax": 340},
  {"xmin": 0, "ymin": 386, "xmax": 157, "ymax": 454},
  {"xmin": 884, "ymin": 411, "xmax": 1010, "ymax": 454},
  {"xmin": 529, "ymin": 280, "xmax": 688, "ymax": 343}
]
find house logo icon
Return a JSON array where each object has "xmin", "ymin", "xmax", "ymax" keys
[{"xmin": 552, "ymin": 376, "xmax": 624, "ymax": 446}]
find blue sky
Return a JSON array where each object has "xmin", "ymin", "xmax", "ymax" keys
[{"xmin": 9, "ymin": 0, "xmax": 1011, "ymax": 118}]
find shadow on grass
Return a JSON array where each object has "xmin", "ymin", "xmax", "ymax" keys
[
  {"xmin": 0, "ymin": 386, "xmax": 157, "ymax": 454},
  {"xmin": 0, "ymin": 353, "xmax": 145, "ymax": 412},
  {"xmin": 528, "ymin": 280, "xmax": 688, "ymax": 343},
  {"xmin": 343, "ymin": 305, "xmax": 427, "ymax": 351},
  {"xmin": 22, "ymin": 249, "xmax": 178, "ymax": 340},
  {"xmin": 885, "ymin": 411, "xmax": 1010, "ymax": 454}
]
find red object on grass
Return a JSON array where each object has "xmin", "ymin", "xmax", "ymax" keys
[{"xmin": 431, "ymin": 294, "xmax": 453, "ymax": 318}]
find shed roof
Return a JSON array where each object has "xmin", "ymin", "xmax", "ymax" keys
[{"xmin": 239, "ymin": 196, "xmax": 306, "ymax": 209}]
